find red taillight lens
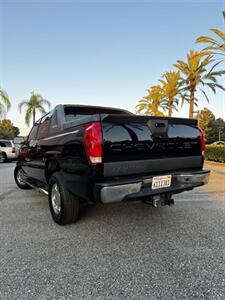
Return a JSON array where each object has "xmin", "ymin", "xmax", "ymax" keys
[
  {"xmin": 12, "ymin": 147, "xmax": 16, "ymax": 153},
  {"xmin": 83, "ymin": 122, "xmax": 103, "ymax": 164},
  {"xmin": 199, "ymin": 128, "xmax": 206, "ymax": 155}
]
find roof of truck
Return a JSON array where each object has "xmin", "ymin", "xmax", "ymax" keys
[
  {"xmin": 53, "ymin": 104, "xmax": 133, "ymax": 116},
  {"xmin": 61, "ymin": 104, "xmax": 132, "ymax": 113}
]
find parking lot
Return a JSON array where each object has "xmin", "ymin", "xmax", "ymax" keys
[{"xmin": 0, "ymin": 162, "xmax": 225, "ymax": 299}]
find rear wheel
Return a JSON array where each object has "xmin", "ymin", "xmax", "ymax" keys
[
  {"xmin": 48, "ymin": 172, "xmax": 80, "ymax": 225},
  {"xmin": 1, "ymin": 152, "xmax": 7, "ymax": 163},
  {"xmin": 14, "ymin": 166, "xmax": 32, "ymax": 189}
]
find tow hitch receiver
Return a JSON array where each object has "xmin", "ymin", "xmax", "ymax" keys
[{"xmin": 143, "ymin": 194, "xmax": 174, "ymax": 208}]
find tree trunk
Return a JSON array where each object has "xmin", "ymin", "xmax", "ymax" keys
[
  {"xmin": 168, "ymin": 99, "xmax": 173, "ymax": 117},
  {"xmin": 33, "ymin": 109, "xmax": 36, "ymax": 125},
  {"xmin": 189, "ymin": 88, "xmax": 195, "ymax": 119}
]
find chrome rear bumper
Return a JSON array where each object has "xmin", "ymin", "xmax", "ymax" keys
[{"xmin": 96, "ymin": 170, "xmax": 210, "ymax": 204}]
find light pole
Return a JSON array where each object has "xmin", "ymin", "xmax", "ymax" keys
[{"xmin": 218, "ymin": 127, "xmax": 223, "ymax": 142}]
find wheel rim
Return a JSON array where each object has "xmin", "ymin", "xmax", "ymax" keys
[
  {"xmin": 17, "ymin": 169, "xmax": 25, "ymax": 185},
  {"xmin": 51, "ymin": 183, "xmax": 61, "ymax": 215}
]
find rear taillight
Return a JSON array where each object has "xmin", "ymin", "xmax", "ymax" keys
[
  {"xmin": 12, "ymin": 147, "xmax": 16, "ymax": 153},
  {"xmin": 83, "ymin": 122, "xmax": 103, "ymax": 164},
  {"xmin": 199, "ymin": 128, "xmax": 206, "ymax": 155}
]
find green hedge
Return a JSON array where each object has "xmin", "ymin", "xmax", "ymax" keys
[{"xmin": 205, "ymin": 145, "xmax": 225, "ymax": 163}]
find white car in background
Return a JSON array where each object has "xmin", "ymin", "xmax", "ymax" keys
[
  {"xmin": 212, "ymin": 141, "xmax": 225, "ymax": 146},
  {"xmin": 0, "ymin": 140, "xmax": 18, "ymax": 162},
  {"xmin": 13, "ymin": 136, "xmax": 25, "ymax": 151}
]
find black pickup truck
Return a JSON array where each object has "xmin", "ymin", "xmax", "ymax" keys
[{"xmin": 14, "ymin": 104, "xmax": 210, "ymax": 225}]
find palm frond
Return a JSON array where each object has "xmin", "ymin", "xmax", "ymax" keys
[
  {"xmin": 0, "ymin": 103, "xmax": 6, "ymax": 119},
  {"xmin": 37, "ymin": 99, "xmax": 51, "ymax": 110},
  {"xmin": 205, "ymin": 83, "xmax": 216, "ymax": 94},
  {"xmin": 36, "ymin": 106, "xmax": 47, "ymax": 115},
  {"xmin": 210, "ymin": 28, "xmax": 225, "ymax": 42},
  {"xmin": 0, "ymin": 89, "xmax": 11, "ymax": 110},
  {"xmin": 18, "ymin": 100, "xmax": 29, "ymax": 113},
  {"xmin": 207, "ymin": 60, "xmax": 223, "ymax": 75},
  {"xmin": 208, "ymin": 70, "xmax": 225, "ymax": 77},
  {"xmin": 203, "ymin": 74, "xmax": 218, "ymax": 83},
  {"xmin": 213, "ymin": 83, "xmax": 225, "ymax": 91},
  {"xmin": 200, "ymin": 88, "xmax": 210, "ymax": 103},
  {"xmin": 196, "ymin": 36, "xmax": 220, "ymax": 45},
  {"xmin": 25, "ymin": 107, "xmax": 33, "ymax": 127}
]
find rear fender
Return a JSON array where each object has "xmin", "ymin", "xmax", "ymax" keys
[{"xmin": 45, "ymin": 159, "xmax": 61, "ymax": 183}]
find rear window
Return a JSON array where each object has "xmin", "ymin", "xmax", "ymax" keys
[
  {"xmin": 64, "ymin": 106, "xmax": 132, "ymax": 122},
  {"xmin": 168, "ymin": 124, "xmax": 199, "ymax": 138},
  {"xmin": 0, "ymin": 141, "xmax": 11, "ymax": 147}
]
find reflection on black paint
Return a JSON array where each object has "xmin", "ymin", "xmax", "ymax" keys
[{"xmin": 103, "ymin": 122, "xmax": 201, "ymax": 162}]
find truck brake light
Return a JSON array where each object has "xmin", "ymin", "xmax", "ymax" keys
[
  {"xmin": 12, "ymin": 147, "xmax": 16, "ymax": 153},
  {"xmin": 83, "ymin": 122, "xmax": 103, "ymax": 164},
  {"xmin": 199, "ymin": 128, "xmax": 206, "ymax": 155}
]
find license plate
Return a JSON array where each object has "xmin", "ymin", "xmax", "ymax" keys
[{"xmin": 152, "ymin": 175, "xmax": 172, "ymax": 190}]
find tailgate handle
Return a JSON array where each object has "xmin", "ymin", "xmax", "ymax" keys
[{"xmin": 147, "ymin": 119, "xmax": 168, "ymax": 137}]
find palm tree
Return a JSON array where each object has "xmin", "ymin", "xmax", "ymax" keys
[
  {"xmin": 18, "ymin": 91, "xmax": 51, "ymax": 126},
  {"xmin": 159, "ymin": 71, "xmax": 181, "ymax": 117},
  {"xmin": 196, "ymin": 11, "xmax": 225, "ymax": 56},
  {"xmin": 0, "ymin": 88, "xmax": 11, "ymax": 118},
  {"xmin": 136, "ymin": 85, "xmax": 165, "ymax": 116},
  {"xmin": 174, "ymin": 50, "xmax": 225, "ymax": 118}
]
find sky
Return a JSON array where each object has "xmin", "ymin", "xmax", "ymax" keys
[{"xmin": 1, "ymin": 0, "xmax": 225, "ymax": 135}]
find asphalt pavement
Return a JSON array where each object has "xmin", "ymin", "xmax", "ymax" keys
[{"xmin": 0, "ymin": 162, "xmax": 225, "ymax": 300}]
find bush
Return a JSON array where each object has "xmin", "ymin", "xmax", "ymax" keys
[{"xmin": 205, "ymin": 145, "xmax": 225, "ymax": 163}]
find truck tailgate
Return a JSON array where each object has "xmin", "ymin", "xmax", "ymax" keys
[{"xmin": 100, "ymin": 114, "xmax": 202, "ymax": 177}]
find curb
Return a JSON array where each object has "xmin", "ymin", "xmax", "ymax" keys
[{"xmin": 205, "ymin": 160, "xmax": 225, "ymax": 167}]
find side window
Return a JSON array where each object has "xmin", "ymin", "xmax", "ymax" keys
[
  {"xmin": 37, "ymin": 111, "xmax": 53, "ymax": 139},
  {"xmin": 28, "ymin": 125, "xmax": 39, "ymax": 146},
  {"xmin": 0, "ymin": 142, "xmax": 6, "ymax": 147}
]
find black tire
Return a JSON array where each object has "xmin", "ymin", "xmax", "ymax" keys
[
  {"xmin": 14, "ymin": 166, "xmax": 32, "ymax": 190},
  {"xmin": 2, "ymin": 152, "xmax": 7, "ymax": 163},
  {"xmin": 48, "ymin": 172, "xmax": 80, "ymax": 225}
]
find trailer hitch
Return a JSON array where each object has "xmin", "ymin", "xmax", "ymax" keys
[{"xmin": 143, "ymin": 194, "xmax": 174, "ymax": 208}]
